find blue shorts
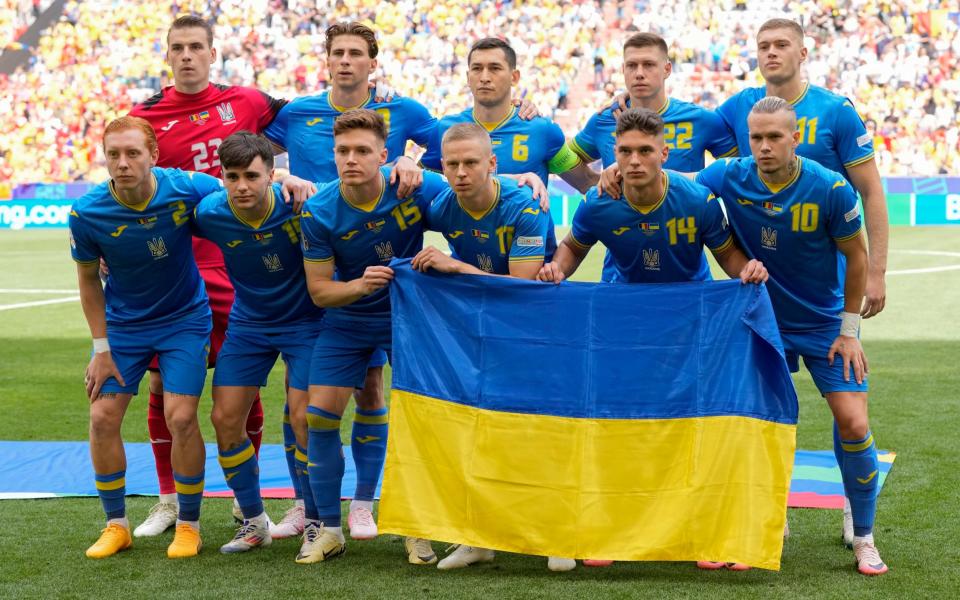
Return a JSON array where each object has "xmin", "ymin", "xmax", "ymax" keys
[
  {"xmin": 213, "ymin": 322, "xmax": 322, "ymax": 391},
  {"xmin": 101, "ymin": 312, "xmax": 211, "ymax": 396},
  {"xmin": 782, "ymin": 326, "xmax": 869, "ymax": 395},
  {"xmin": 309, "ymin": 318, "xmax": 392, "ymax": 388}
]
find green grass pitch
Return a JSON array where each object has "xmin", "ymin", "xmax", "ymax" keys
[{"xmin": 0, "ymin": 228, "xmax": 958, "ymax": 598}]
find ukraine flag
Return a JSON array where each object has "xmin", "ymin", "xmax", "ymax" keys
[{"xmin": 381, "ymin": 261, "xmax": 798, "ymax": 570}]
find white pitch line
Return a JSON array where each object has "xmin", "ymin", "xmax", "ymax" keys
[
  {"xmin": 888, "ymin": 265, "xmax": 960, "ymax": 275},
  {"xmin": 0, "ymin": 288, "xmax": 76, "ymax": 294},
  {"xmin": 0, "ymin": 296, "xmax": 79, "ymax": 311},
  {"xmin": 893, "ymin": 249, "xmax": 960, "ymax": 258}
]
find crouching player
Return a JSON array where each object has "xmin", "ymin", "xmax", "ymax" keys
[
  {"xmin": 406, "ymin": 123, "xmax": 575, "ymax": 572},
  {"xmin": 71, "ymin": 116, "xmax": 222, "ymax": 559},
  {"xmin": 190, "ymin": 131, "xmax": 321, "ymax": 553},
  {"xmin": 696, "ymin": 97, "xmax": 886, "ymax": 576},
  {"xmin": 539, "ymin": 108, "xmax": 766, "ymax": 287},
  {"xmin": 296, "ymin": 109, "xmax": 448, "ymax": 564}
]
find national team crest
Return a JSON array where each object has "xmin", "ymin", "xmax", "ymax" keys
[
  {"xmin": 262, "ymin": 253, "xmax": 283, "ymax": 272},
  {"xmin": 216, "ymin": 102, "xmax": 236, "ymax": 125},
  {"xmin": 189, "ymin": 111, "xmax": 210, "ymax": 126},
  {"xmin": 148, "ymin": 237, "xmax": 168, "ymax": 259},
  {"xmin": 638, "ymin": 222, "xmax": 660, "ymax": 236},
  {"xmin": 375, "ymin": 241, "xmax": 395, "ymax": 262},
  {"xmin": 761, "ymin": 227, "xmax": 778, "ymax": 250},
  {"xmin": 471, "ymin": 229, "xmax": 490, "ymax": 243},
  {"xmin": 365, "ymin": 219, "xmax": 386, "ymax": 234},
  {"xmin": 476, "ymin": 254, "xmax": 494, "ymax": 273},
  {"xmin": 642, "ymin": 248, "xmax": 660, "ymax": 270}
]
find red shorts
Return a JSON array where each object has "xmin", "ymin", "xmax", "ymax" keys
[{"xmin": 149, "ymin": 265, "xmax": 234, "ymax": 370}]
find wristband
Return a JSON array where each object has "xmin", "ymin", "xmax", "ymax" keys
[
  {"xmin": 839, "ymin": 312, "xmax": 860, "ymax": 338},
  {"xmin": 92, "ymin": 338, "xmax": 110, "ymax": 353}
]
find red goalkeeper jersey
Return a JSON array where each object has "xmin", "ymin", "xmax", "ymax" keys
[{"xmin": 130, "ymin": 84, "xmax": 287, "ymax": 267}]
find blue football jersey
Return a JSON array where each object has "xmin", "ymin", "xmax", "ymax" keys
[
  {"xmin": 571, "ymin": 97, "xmax": 737, "ymax": 171},
  {"xmin": 426, "ymin": 176, "xmax": 551, "ymax": 275},
  {"xmin": 420, "ymin": 107, "xmax": 581, "ymax": 184},
  {"xmin": 264, "ymin": 90, "xmax": 437, "ymax": 183},
  {"xmin": 192, "ymin": 183, "xmax": 324, "ymax": 330},
  {"xmin": 717, "ymin": 83, "xmax": 875, "ymax": 182},
  {"xmin": 696, "ymin": 156, "xmax": 864, "ymax": 331},
  {"xmin": 69, "ymin": 167, "xmax": 221, "ymax": 326},
  {"xmin": 570, "ymin": 171, "xmax": 730, "ymax": 283},
  {"xmin": 300, "ymin": 167, "xmax": 448, "ymax": 322}
]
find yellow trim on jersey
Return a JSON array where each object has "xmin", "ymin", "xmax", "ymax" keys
[
  {"xmin": 717, "ymin": 146, "xmax": 738, "ymax": 158},
  {"xmin": 73, "ymin": 258, "xmax": 101, "ymax": 265},
  {"xmin": 657, "ymin": 97, "xmax": 670, "ymax": 115},
  {"xmin": 303, "ymin": 256, "xmax": 335, "ymax": 263},
  {"xmin": 109, "ymin": 173, "xmax": 158, "ymax": 212},
  {"xmin": 758, "ymin": 158, "xmax": 802, "ymax": 194},
  {"xmin": 709, "ymin": 235, "xmax": 735, "ymax": 254},
  {"xmin": 508, "ymin": 255, "xmax": 546, "ymax": 263},
  {"xmin": 228, "ymin": 187, "xmax": 275, "ymax": 230},
  {"xmin": 218, "ymin": 443, "xmax": 255, "ymax": 469},
  {"xmin": 474, "ymin": 107, "xmax": 516, "ymax": 132},
  {"xmin": 328, "ymin": 91, "xmax": 372, "ymax": 113},
  {"xmin": 626, "ymin": 172, "xmax": 668, "ymax": 215},
  {"xmin": 567, "ymin": 233, "xmax": 593, "ymax": 250},
  {"xmin": 833, "ymin": 226, "xmax": 864, "ymax": 244},
  {"xmin": 843, "ymin": 153, "xmax": 875, "ymax": 169},
  {"xmin": 568, "ymin": 138, "xmax": 598, "ymax": 163},
  {"xmin": 341, "ymin": 173, "xmax": 385, "ymax": 213},
  {"xmin": 788, "ymin": 82, "xmax": 810, "ymax": 105},
  {"xmin": 458, "ymin": 179, "xmax": 501, "ymax": 221}
]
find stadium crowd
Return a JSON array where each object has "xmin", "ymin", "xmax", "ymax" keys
[{"xmin": 0, "ymin": 0, "xmax": 958, "ymax": 183}]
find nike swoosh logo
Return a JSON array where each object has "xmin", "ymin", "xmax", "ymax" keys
[
  {"xmin": 161, "ymin": 120, "xmax": 178, "ymax": 131},
  {"xmin": 110, "ymin": 225, "xmax": 128, "ymax": 237},
  {"xmin": 149, "ymin": 438, "xmax": 171, "ymax": 444},
  {"xmin": 306, "ymin": 118, "xmax": 322, "ymax": 126},
  {"xmin": 857, "ymin": 470, "xmax": 878, "ymax": 485},
  {"xmin": 355, "ymin": 435, "xmax": 380, "ymax": 444}
]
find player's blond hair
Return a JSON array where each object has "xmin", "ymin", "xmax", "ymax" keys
[
  {"xmin": 441, "ymin": 123, "xmax": 492, "ymax": 151},
  {"xmin": 102, "ymin": 116, "xmax": 158, "ymax": 154},
  {"xmin": 757, "ymin": 18, "xmax": 804, "ymax": 42}
]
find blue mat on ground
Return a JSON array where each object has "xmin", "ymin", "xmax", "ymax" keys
[
  {"xmin": 0, "ymin": 440, "xmax": 378, "ymax": 499},
  {"xmin": 0, "ymin": 442, "xmax": 893, "ymax": 507}
]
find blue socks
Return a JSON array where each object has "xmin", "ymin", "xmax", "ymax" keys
[
  {"xmin": 351, "ymin": 407, "xmax": 388, "ymax": 501},
  {"xmin": 173, "ymin": 471, "xmax": 205, "ymax": 523},
  {"xmin": 218, "ymin": 438, "xmax": 263, "ymax": 519},
  {"xmin": 95, "ymin": 470, "xmax": 126, "ymax": 520},
  {"xmin": 838, "ymin": 430, "xmax": 880, "ymax": 537},
  {"xmin": 282, "ymin": 403, "xmax": 303, "ymax": 500},
  {"xmin": 307, "ymin": 406, "xmax": 344, "ymax": 527},
  {"xmin": 295, "ymin": 444, "xmax": 319, "ymax": 522}
]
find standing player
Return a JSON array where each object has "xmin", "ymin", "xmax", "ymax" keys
[
  {"xmin": 696, "ymin": 97, "xmax": 886, "ymax": 576},
  {"xmin": 411, "ymin": 123, "xmax": 572, "ymax": 571},
  {"xmin": 574, "ymin": 32, "xmax": 737, "ymax": 283},
  {"xmin": 716, "ymin": 17, "xmax": 889, "ymax": 545},
  {"xmin": 71, "ymin": 117, "xmax": 221, "ymax": 559},
  {"xmin": 419, "ymin": 38, "xmax": 599, "ymax": 196},
  {"xmin": 128, "ymin": 15, "xmax": 307, "ymax": 539},
  {"xmin": 191, "ymin": 132, "xmax": 324, "ymax": 554},
  {"xmin": 296, "ymin": 109, "xmax": 448, "ymax": 564},
  {"xmin": 539, "ymin": 108, "xmax": 765, "ymax": 286}
]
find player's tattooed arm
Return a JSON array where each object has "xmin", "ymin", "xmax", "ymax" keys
[
  {"xmin": 77, "ymin": 262, "xmax": 125, "ymax": 400},
  {"xmin": 389, "ymin": 156, "xmax": 423, "ymax": 199},
  {"xmin": 829, "ymin": 231, "xmax": 870, "ymax": 384},
  {"xmin": 304, "ymin": 259, "xmax": 393, "ymax": 308},
  {"xmin": 846, "ymin": 159, "xmax": 888, "ymax": 319},
  {"xmin": 538, "ymin": 234, "xmax": 590, "ymax": 283}
]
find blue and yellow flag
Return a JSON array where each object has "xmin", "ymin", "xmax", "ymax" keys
[{"xmin": 380, "ymin": 261, "xmax": 798, "ymax": 570}]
